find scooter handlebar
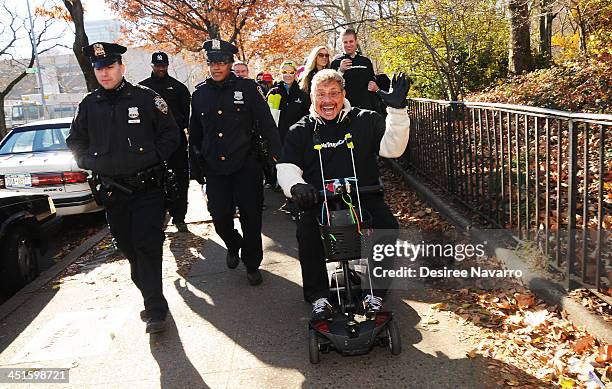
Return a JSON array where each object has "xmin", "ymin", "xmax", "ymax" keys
[{"xmin": 317, "ymin": 184, "xmax": 383, "ymax": 201}]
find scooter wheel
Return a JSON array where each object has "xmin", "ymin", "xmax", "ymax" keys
[
  {"xmin": 387, "ymin": 319, "xmax": 402, "ymax": 355},
  {"xmin": 309, "ymin": 329, "xmax": 320, "ymax": 364}
]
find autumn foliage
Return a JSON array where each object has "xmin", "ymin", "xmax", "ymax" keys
[
  {"xmin": 105, "ymin": 0, "xmax": 322, "ymax": 70},
  {"xmin": 467, "ymin": 56, "xmax": 612, "ymax": 114}
]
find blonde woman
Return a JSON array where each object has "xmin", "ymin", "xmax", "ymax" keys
[{"xmin": 298, "ymin": 46, "xmax": 330, "ymax": 94}]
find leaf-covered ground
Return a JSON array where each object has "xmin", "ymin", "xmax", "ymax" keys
[
  {"xmin": 467, "ymin": 56, "xmax": 612, "ymax": 114},
  {"xmin": 382, "ymin": 167, "xmax": 611, "ymax": 388}
]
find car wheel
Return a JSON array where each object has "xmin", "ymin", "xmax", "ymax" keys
[{"xmin": 0, "ymin": 225, "xmax": 39, "ymax": 295}]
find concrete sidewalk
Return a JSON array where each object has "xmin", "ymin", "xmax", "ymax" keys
[{"xmin": 0, "ymin": 184, "xmax": 518, "ymax": 389}]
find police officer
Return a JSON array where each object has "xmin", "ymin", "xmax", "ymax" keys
[
  {"xmin": 139, "ymin": 51, "xmax": 191, "ymax": 232},
  {"xmin": 189, "ymin": 39, "xmax": 281, "ymax": 285},
  {"xmin": 66, "ymin": 42, "xmax": 179, "ymax": 333}
]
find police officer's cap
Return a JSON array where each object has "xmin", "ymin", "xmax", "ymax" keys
[
  {"xmin": 202, "ymin": 39, "xmax": 238, "ymax": 63},
  {"xmin": 151, "ymin": 51, "xmax": 169, "ymax": 65},
  {"xmin": 82, "ymin": 42, "xmax": 127, "ymax": 69}
]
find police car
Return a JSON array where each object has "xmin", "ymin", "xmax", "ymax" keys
[{"xmin": 0, "ymin": 118, "xmax": 103, "ymax": 216}]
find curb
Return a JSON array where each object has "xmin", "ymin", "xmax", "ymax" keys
[
  {"xmin": 0, "ymin": 227, "xmax": 109, "ymax": 322},
  {"xmin": 388, "ymin": 159, "xmax": 612, "ymax": 344}
]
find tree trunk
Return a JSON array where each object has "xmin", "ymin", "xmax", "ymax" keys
[
  {"xmin": 575, "ymin": 6, "xmax": 588, "ymax": 55},
  {"xmin": 508, "ymin": 0, "xmax": 532, "ymax": 74},
  {"xmin": 63, "ymin": 0, "xmax": 98, "ymax": 91},
  {"xmin": 539, "ymin": 0, "xmax": 553, "ymax": 61},
  {"xmin": 0, "ymin": 96, "xmax": 7, "ymax": 139}
]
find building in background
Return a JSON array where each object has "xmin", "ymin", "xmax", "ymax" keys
[
  {"xmin": 1, "ymin": 20, "xmax": 206, "ymax": 128},
  {"xmin": 84, "ymin": 19, "xmax": 122, "ymax": 43}
]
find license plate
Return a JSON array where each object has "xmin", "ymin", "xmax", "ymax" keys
[{"xmin": 5, "ymin": 174, "xmax": 32, "ymax": 188}]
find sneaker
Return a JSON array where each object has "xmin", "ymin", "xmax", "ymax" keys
[
  {"xmin": 247, "ymin": 269, "xmax": 263, "ymax": 286},
  {"xmin": 226, "ymin": 252, "xmax": 240, "ymax": 269},
  {"xmin": 146, "ymin": 318, "xmax": 167, "ymax": 334},
  {"xmin": 311, "ymin": 297, "xmax": 333, "ymax": 320},
  {"xmin": 363, "ymin": 294, "xmax": 384, "ymax": 315},
  {"xmin": 174, "ymin": 221, "xmax": 188, "ymax": 232}
]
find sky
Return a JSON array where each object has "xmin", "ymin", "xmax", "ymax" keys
[{"xmin": 1, "ymin": 0, "xmax": 116, "ymax": 57}]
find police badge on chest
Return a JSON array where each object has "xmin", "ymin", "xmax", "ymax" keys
[
  {"xmin": 233, "ymin": 91, "xmax": 244, "ymax": 105},
  {"xmin": 128, "ymin": 106, "xmax": 141, "ymax": 124}
]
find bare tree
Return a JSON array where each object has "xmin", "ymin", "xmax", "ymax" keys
[{"xmin": 0, "ymin": 1, "xmax": 61, "ymax": 137}]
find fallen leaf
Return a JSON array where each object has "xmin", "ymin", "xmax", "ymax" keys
[
  {"xmin": 558, "ymin": 376, "xmax": 576, "ymax": 388},
  {"xmin": 573, "ymin": 335, "xmax": 595, "ymax": 354},
  {"xmin": 515, "ymin": 293, "xmax": 535, "ymax": 308},
  {"xmin": 595, "ymin": 344, "xmax": 611, "ymax": 363},
  {"xmin": 524, "ymin": 310, "xmax": 549, "ymax": 328},
  {"xmin": 431, "ymin": 302, "xmax": 447, "ymax": 310},
  {"xmin": 467, "ymin": 349, "xmax": 478, "ymax": 358}
]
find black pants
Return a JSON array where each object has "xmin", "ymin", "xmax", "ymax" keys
[
  {"xmin": 167, "ymin": 139, "xmax": 189, "ymax": 223},
  {"xmin": 105, "ymin": 187, "xmax": 168, "ymax": 320},
  {"xmin": 297, "ymin": 195, "xmax": 398, "ymax": 303},
  {"xmin": 206, "ymin": 158, "xmax": 264, "ymax": 273}
]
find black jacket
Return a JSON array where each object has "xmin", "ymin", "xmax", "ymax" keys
[
  {"xmin": 189, "ymin": 73, "xmax": 281, "ymax": 176},
  {"xmin": 279, "ymin": 108, "xmax": 386, "ymax": 189},
  {"xmin": 266, "ymin": 81, "xmax": 310, "ymax": 144},
  {"xmin": 139, "ymin": 73, "xmax": 191, "ymax": 130},
  {"xmin": 330, "ymin": 53, "xmax": 379, "ymax": 111},
  {"xmin": 67, "ymin": 79, "xmax": 179, "ymax": 177}
]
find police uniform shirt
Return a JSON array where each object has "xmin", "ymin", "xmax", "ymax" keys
[
  {"xmin": 139, "ymin": 75, "xmax": 191, "ymax": 130},
  {"xmin": 189, "ymin": 72, "xmax": 281, "ymax": 175},
  {"xmin": 67, "ymin": 80, "xmax": 180, "ymax": 177},
  {"xmin": 279, "ymin": 107, "xmax": 385, "ymax": 190},
  {"xmin": 330, "ymin": 53, "xmax": 377, "ymax": 110}
]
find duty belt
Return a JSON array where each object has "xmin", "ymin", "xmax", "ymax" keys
[{"xmin": 103, "ymin": 164, "xmax": 165, "ymax": 193}]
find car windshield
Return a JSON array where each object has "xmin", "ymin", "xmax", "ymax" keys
[{"xmin": 0, "ymin": 127, "xmax": 70, "ymax": 155}]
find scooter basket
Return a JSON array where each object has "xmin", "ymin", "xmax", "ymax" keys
[{"xmin": 319, "ymin": 213, "xmax": 371, "ymax": 261}]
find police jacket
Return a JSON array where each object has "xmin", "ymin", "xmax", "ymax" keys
[
  {"xmin": 139, "ymin": 73, "xmax": 191, "ymax": 130},
  {"xmin": 330, "ymin": 53, "xmax": 378, "ymax": 111},
  {"xmin": 266, "ymin": 81, "xmax": 310, "ymax": 144},
  {"xmin": 276, "ymin": 100, "xmax": 410, "ymax": 198},
  {"xmin": 66, "ymin": 79, "xmax": 180, "ymax": 177},
  {"xmin": 189, "ymin": 73, "xmax": 281, "ymax": 176}
]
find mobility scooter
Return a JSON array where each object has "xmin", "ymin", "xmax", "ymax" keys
[{"xmin": 308, "ymin": 135, "xmax": 401, "ymax": 363}]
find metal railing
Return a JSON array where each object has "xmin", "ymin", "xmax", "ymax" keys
[{"xmin": 400, "ymin": 98, "xmax": 611, "ymax": 291}]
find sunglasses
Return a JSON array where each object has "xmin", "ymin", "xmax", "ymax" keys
[
  {"xmin": 282, "ymin": 70, "xmax": 295, "ymax": 75},
  {"xmin": 317, "ymin": 53, "xmax": 330, "ymax": 58}
]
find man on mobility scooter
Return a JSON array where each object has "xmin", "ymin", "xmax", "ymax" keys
[{"xmin": 276, "ymin": 69, "xmax": 410, "ymax": 320}]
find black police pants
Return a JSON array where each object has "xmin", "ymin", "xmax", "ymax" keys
[
  {"xmin": 297, "ymin": 196, "xmax": 398, "ymax": 303},
  {"xmin": 206, "ymin": 159, "xmax": 264, "ymax": 273},
  {"xmin": 167, "ymin": 141, "xmax": 190, "ymax": 223},
  {"xmin": 105, "ymin": 188, "xmax": 168, "ymax": 320}
]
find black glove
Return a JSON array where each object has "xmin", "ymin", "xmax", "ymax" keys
[
  {"xmin": 290, "ymin": 183, "xmax": 319, "ymax": 209},
  {"xmin": 376, "ymin": 73, "xmax": 411, "ymax": 109},
  {"xmin": 188, "ymin": 148, "xmax": 206, "ymax": 185}
]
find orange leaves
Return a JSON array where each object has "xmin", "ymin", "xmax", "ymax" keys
[
  {"xmin": 436, "ymin": 286, "xmax": 611, "ymax": 386},
  {"xmin": 573, "ymin": 335, "xmax": 595, "ymax": 354},
  {"xmin": 595, "ymin": 345, "xmax": 612, "ymax": 364},
  {"xmin": 35, "ymin": 5, "xmax": 71, "ymax": 22},
  {"xmin": 515, "ymin": 292, "xmax": 535, "ymax": 308},
  {"xmin": 107, "ymin": 0, "xmax": 318, "ymax": 69},
  {"xmin": 467, "ymin": 56, "xmax": 612, "ymax": 114}
]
